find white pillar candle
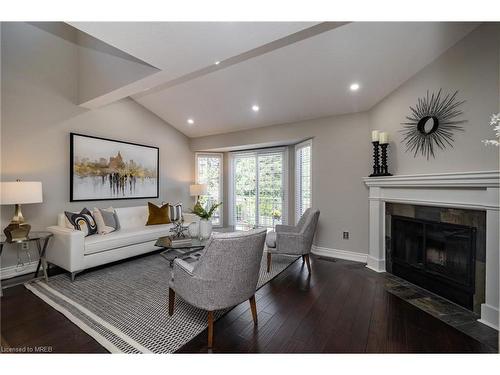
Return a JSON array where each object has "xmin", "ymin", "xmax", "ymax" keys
[
  {"xmin": 379, "ymin": 132, "xmax": 389, "ymax": 144},
  {"xmin": 371, "ymin": 130, "xmax": 380, "ymax": 142}
]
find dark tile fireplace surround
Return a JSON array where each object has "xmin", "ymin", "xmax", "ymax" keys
[{"xmin": 385, "ymin": 203, "xmax": 486, "ymax": 314}]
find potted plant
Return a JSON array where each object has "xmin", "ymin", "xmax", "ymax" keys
[{"xmin": 192, "ymin": 201, "xmax": 222, "ymax": 239}]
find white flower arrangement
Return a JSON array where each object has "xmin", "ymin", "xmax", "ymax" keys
[{"xmin": 482, "ymin": 113, "xmax": 500, "ymax": 146}]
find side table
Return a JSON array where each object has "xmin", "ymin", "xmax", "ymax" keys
[{"xmin": 0, "ymin": 231, "xmax": 53, "ymax": 297}]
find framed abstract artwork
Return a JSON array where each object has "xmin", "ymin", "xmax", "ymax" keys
[{"xmin": 70, "ymin": 133, "xmax": 159, "ymax": 202}]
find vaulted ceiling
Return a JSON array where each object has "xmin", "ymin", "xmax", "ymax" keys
[{"xmin": 69, "ymin": 22, "xmax": 479, "ymax": 137}]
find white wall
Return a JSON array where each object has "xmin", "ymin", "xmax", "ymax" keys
[{"xmin": 0, "ymin": 22, "xmax": 193, "ymax": 272}]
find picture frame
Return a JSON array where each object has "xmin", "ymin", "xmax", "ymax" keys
[{"xmin": 70, "ymin": 133, "xmax": 159, "ymax": 202}]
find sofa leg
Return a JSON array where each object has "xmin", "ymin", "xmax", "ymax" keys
[
  {"xmin": 207, "ymin": 311, "xmax": 214, "ymax": 348},
  {"xmin": 303, "ymin": 254, "xmax": 311, "ymax": 274},
  {"xmin": 249, "ymin": 295, "xmax": 258, "ymax": 325},
  {"xmin": 267, "ymin": 252, "xmax": 272, "ymax": 273},
  {"xmin": 168, "ymin": 288, "xmax": 175, "ymax": 316}
]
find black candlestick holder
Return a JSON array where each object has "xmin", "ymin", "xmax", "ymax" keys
[
  {"xmin": 379, "ymin": 143, "xmax": 392, "ymax": 176},
  {"xmin": 369, "ymin": 141, "xmax": 381, "ymax": 177}
]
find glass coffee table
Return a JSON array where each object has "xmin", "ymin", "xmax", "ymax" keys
[
  {"xmin": 155, "ymin": 237, "xmax": 208, "ymax": 267},
  {"xmin": 155, "ymin": 226, "xmax": 263, "ymax": 267}
]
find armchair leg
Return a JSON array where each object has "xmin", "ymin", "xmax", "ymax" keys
[
  {"xmin": 267, "ymin": 252, "xmax": 272, "ymax": 273},
  {"xmin": 207, "ymin": 311, "xmax": 214, "ymax": 348},
  {"xmin": 168, "ymin": 288, "xmax": 175, "ymax": 316},
  {"xmin": 303, "ymin": 254, "xmax": 311, "ymax": 274},
  {"xmin": 249, "ymin": 295, "xmax": 258, "ymax": 324}
]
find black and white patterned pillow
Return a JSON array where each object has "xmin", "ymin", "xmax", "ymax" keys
[
  {"xmin": 166, "ymin": 202, "xmax": 183, "ymax": 222},
  {"xmin": 65, "ymin": 208, "xmax": 98, "ymax": 236}
]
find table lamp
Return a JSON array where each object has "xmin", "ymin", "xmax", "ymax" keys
[
  {"xmin": 189, "ymin": 183, "xmax": 207, "ymax": 203},
  {"xmin": 1, "ymin": 180, "xmax": 43, "ymax": 241}
]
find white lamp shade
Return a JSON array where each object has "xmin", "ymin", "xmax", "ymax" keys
[
  {"xmin": 190, "ymin": 183, "xmax": 208, "ymax": 197},
  {"xmin": 1, "ymin": 181, "xmax": 43, "ymax": 205}
]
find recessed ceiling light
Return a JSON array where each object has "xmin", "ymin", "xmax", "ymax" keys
[
  {"xmin": 350, "ymin": 83, "xmax": 360, "ymax": 91},
  {"xmin": 187, "ymin": 118, "xmax": 194, "ymax": 125},
  {"xmin": 252, "ymin": 105, "xmax": 260, "ymax": 112},
  {"xmin": 214, "ymin": 61, "xmax": 220, "ymax": 65}
]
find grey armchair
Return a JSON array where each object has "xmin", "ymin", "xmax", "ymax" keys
[
  {"xmin": 168, "ymin": 228, "xmax": 267, "ymax": 348},
  {"xmin": 265, "ymin": 208, "xmax": 320, "ymax": 273}
]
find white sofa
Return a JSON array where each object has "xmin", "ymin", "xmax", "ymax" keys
[{"xmin": 46, "ymin": 206, "xmax": 198, "ymax": 280}]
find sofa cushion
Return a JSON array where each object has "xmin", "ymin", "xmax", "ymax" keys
[
  {"xmin": 92, "ymin": 207, "xmax": 120, "ymax": 234},
  {"xmin": 84, "ymin": 225, "xmax": 172, "ymax": 255},
  {"xmin": 114, "ymin": 206, "xmax": 149, "ymax": 230},
  {"xmin": 167, "ymin": 202, "xmax": 183, "ymax": 222},
  {"xmin": 146, "ymin": 202, "xmax": 171, "ymax": 226},
  {"xmin": 65, "ymin": 208, "xmax": 98, "ymax": 237}
]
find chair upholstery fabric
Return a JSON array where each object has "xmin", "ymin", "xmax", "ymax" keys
[
  {"xmin": 170, "ymin": 229, "xmax": 267, "ymax": 311},
  {"xmin": 267, "ymin": 208, "xmax": 320, "ymax": 256},
  {"xmin": 265, "ymin": 231, "xmax": 276, "ymax": 248}
]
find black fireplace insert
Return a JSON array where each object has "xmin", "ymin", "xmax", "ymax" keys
[{"xmin": 391, "ymin": 215, "xmax": 476, "ymax": 310}]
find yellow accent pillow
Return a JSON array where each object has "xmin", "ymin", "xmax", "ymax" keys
[{"xmin": 146, "ymin": 202, "xmax": 171, "ymax": 225}]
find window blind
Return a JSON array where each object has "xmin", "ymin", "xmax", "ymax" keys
[{"xmin": 295, "ymin": 140, "xmax": 312, "ymax": 223}]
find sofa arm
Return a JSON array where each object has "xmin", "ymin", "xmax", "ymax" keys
[{"xmin": 46, "ymin": 226, "xmax": 85, "ymax": 273}]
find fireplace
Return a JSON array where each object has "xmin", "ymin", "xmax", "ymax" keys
[
  {"xmin": 364, "ymin": 171, "xmax": 499, "ymax": 329},
  {"xmin": 391, "ymin": 215, "xmax": 477, "ymax": 310}
]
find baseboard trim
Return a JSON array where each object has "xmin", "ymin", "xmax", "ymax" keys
[
  {"xmin": 311, "ymin": 245, "xmax": 367, "ymax": 263},
  {"xmin": 1, "ymin": 261, "xmax": 39, "ymax": 280},
  {"xmin": 479, "ymin": 303, "xmax": 499, "ymax": 330},
  {"xmin": 366, "ymin": 256, "xmax": 386, "ymax": 273}
]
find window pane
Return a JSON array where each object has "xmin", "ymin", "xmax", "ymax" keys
[
  {"xmin": 258, "ymin": 153, "xmax": 283, "ymax": 228},
  {"xmin": 234, "ymin": 155, "xmax": 256, "ymax": 227},
  {"xmin": 232, "ymin": 149, "xmax": 287, "ymax": 229},
  {"xmin": 196, "ymin": 154, "xmax": 222, "ymax": 226}
]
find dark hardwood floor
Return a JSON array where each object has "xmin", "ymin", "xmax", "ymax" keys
[{"xmin": 1, "ymin": 256, "xmax": 494, "ymax": 353}]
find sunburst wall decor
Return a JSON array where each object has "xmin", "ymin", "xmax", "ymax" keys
[{"xmin": 401, "ymin": 89, "xmax": 467, "ymax": 159}]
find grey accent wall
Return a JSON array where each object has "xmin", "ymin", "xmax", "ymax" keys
[
  {"xmin": 369, "ymin": 23, "xmax": 500, "ymax": 174},
  {"xmin": 191, "ymin": 112, "xmax": 372, "ymax": 254},
  {"xmin": 0, "ymin": 22, "xmax": 193, "ymax": 272}
]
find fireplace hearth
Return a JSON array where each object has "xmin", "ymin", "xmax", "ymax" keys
[{"xmin": 390, "ymin": 215, "xmax": 477, "ymax": 310}]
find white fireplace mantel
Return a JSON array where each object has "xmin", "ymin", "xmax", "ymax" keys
[{"xmin": 363, "ymin": 170, "xmax": 500, "ymax": 330}]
